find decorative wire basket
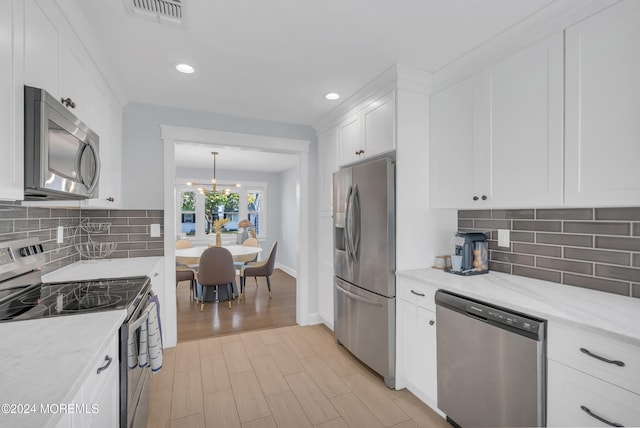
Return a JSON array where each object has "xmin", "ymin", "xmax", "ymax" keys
[
  {"xmin": 74, "ymin": 219, "xmax": 117, "ymax": 259},
  {"xmin": 74, "ymin": 241, "xmax": 118, "ymax": 259}
]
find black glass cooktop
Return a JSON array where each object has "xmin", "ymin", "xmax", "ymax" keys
[{"xmin": 0, "ymin": 276, "xmax": 151, "ymax": 322}]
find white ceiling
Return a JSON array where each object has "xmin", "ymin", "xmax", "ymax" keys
[
  {"xmin": 174, "ymin": 143, "xmax": 298, "ymax": 173},
  {"xmin": 78, "ymin": 0, "xmax": 557, "ymax": 126}
]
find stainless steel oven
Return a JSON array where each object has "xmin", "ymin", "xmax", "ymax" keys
[
  {"xmin": 0, "ymin": 238, "xmax": 154, "ymax": 428},
  {"xmin": 24, "ymin": 85, "xmax": 100, "ymax": 200}
]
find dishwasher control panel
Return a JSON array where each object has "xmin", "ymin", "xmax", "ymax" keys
[{"xmin": 466, "ymin": 302, "xmax": 542, "ymax": 334}]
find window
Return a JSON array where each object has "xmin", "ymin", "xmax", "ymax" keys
[{"xmin": 177, "ymin": 182, "xmax": 267, "ymax": 241}]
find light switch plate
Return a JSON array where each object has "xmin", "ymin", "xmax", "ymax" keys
[
  {"xmin": 150, "ymin": 224, "xmax": 161, "ymax": 237},
  {"xmin": 498, "ymin": 229, "xmax": 510, "ymax": 248},
  {"xmin": 56, "ymin": 226, "xmax": 64, "ymax": 244}
]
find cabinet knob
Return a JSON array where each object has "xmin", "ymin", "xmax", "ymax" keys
[
  {"xmin": 473, "ymin": 196, "xmax": 479, "ymax": 201},
  {"xmin": 481, "ymin": 195, "xmax": 487, "ymax": 201},
  {"xmin": 429, "ymin": 320, "xmax": 435, "ymax": 326},
  {"xmin": 61, "ymin": 97, "xmax": 76, "ymax": 109},
  {"xmin": 106, "ymin": 197, "xmax": 115, "ymax": 202}
]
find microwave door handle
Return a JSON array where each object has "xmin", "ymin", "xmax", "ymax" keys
[{"xmin": 85, "ymin": 140, "xmax": 101, "ymax": 194}]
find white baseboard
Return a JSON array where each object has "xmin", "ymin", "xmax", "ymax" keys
[
  {"xmin": 305, "ymin": 312, "xmax": 322, "ymax": 325},
  {"xmin": 275, "ymin": 262, "xmax": 296, "ymax": 278}
]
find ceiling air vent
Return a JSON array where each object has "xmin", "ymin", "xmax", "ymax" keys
[{"xmin": 125, "ymin": 0, "xmax": 183, "ymax": 26}]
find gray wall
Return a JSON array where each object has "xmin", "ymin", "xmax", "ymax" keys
[
  {"xmin": 122, "ymin": 102, "xmax": 316, "ymax": 210},
  {"xmin": 279, "ymin": 165, "xmax": 299, "ymax": 274},
  {"xmin": 458, "ymin": 208, "xmax": 640, "ymax": 298},
  {"xmin": 0, "ymin": 202, "xmax": 164, "ymax": 275}
]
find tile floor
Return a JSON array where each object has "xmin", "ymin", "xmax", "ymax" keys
[{"xmin": 147, "ymin": 324, "xmax": 449, "ymax": 428}]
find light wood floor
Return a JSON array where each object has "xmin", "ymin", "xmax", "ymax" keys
[
  {"xmin": 177, "ymin": 269, "xmax": 297, "ymax": 342},
  {"xmin": 147, "ymin": 324, "xmax": 449, "ymax": 428}
]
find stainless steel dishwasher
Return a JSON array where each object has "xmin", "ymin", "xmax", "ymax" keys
[{"xmin": 435, "ymin": 290, "xmax": 546, "ymax": 427}]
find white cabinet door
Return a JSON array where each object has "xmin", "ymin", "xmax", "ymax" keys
[
  {"xmin": 78, "ymin": 335, "xmax": 119, "ymax": 427},
  {"xmin": 85, "ymin": 98, "xmax": 122, "ymax": 208},
  {"xmin": 0, "ymin": 0, "xmax": 24, "ymax": 201},
  {"xmin": 547, "ymin": 359, "xmax": 640, "ymax": 427},
  {"xmin": 59, "ymin": 36, "xmax": 87, "ymax": 124},
  {"xmin": 318, "ymin": 127, "xmax": 338, "ymax": 211},
  {"xmin": 338, "ymin": 113, "xmax": 362, "ymax": 165},
  {"xmin": 24, "ymin": 0, "xmax": 59, "ymax": 98},
  {"xmin": 485, "ymin": 32, "xmax": 564, "ymax": 207},
  {"xmin": 565, "ymin": 1, "xmax": 640, "ymax": 206},
  {"xmin": 430, "ymin": 73, "xmax": 483, "ymax": 208},
  {"xmin": 363, "ymin": 91, "xmax": 395, "ymax": 158},
  {"xmin": 398, "ymin": 295, "xmax": 438, "ymax": 407}
]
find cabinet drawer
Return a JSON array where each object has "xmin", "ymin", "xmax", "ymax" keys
[
  {"xmin": 548, "ymin": 322, "xmax": 640, "ymax": 395},
  {"xmin": 397, "ymin": 278, "xmax": 437, "ymax": 310},
  {"xmin": 82, "ymin": 334, "xmax": 118, "ymax": 402},
  {"xmin": 548, "ymin": 359, "xmax": 640, "ymax": 427}
]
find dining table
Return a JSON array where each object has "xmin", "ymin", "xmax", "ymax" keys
[{"xmin": 175, "ymin": 245, "xmax": 263, "ymax": 267}]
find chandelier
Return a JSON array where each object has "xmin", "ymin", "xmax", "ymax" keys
[{"xmin": 186, "ymin": 151, "xmax": 240, "ymax": 195}]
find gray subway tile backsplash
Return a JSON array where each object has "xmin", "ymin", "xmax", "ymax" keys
[
  {"xmin": 0, "ymin": 201, "xmax": 164, "ymax": 273},
  {"xmin": 536, "ymin": 208, "xmax": 593, "ymax": 220},
  {"xmin": 459, "ymin": 207, "xmax": 640, "ymax": 298}
]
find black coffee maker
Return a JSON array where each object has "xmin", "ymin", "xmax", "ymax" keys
[{"xmin": 451, "ymin": 232, "xmax": 489, "ymax": 275}]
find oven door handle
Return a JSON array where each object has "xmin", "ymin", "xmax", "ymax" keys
[{"xmin": 128, "ymin": 302, "xmax": 155, "ymax": 334}]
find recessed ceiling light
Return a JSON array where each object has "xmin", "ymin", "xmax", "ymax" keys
[
  {"xmin": 324, "ymin": 92, "xmax": 340, "ymax": 100},
  {"xmin": 175, "ymin": 63, "xmax": 195, "ymax": 74}
]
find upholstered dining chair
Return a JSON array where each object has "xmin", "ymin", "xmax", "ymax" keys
[
  {"xmin": 197, "ymin": 246, "xmax": 236, "ymax": 311},
  {"xmin": 239, "ymin": 241, "xmax": 277, "ymax": 301},
  {"xmin": 233, "ymin": 237, "xmax": 259, "ymax": 269},
  {"xmin": 175, "ymin": 239, "xmax": 197, "ymax": 300}
]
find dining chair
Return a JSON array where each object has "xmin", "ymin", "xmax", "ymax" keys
[
  {"xmin": 239, "ymin": 241, "xmax": 277, "ymax": 301},
  {"xmin": 197, "ymin": 246, "xmax": 236, "ymax": 311},
  {"xmin": 175, "ymin": 239, "xmax": 197, "ymax": 300},
  {"xmin": 233, "ymin": 237, "xmax": 259, "ymax": 269}
]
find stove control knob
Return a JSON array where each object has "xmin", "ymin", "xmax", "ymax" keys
[
  {"xmin": 19, "ymin": 247, "xmax": 30, "ymax": 256},
  {"xmin": 38, "ymin": 244, "xmax": 44, "ymax": 253}
]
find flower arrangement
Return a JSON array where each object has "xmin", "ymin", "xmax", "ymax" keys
[{"xmin": 213, "ymin": 218, "xmax": 230, "ymax": 233}]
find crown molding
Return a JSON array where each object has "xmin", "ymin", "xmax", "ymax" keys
[
  {"xmin": 432, "ymin": 0, "xmax": 622, "ymax": 93},
  {"xmin": 313, "ymin": 64, "xmax": 432, "ymax": 133}
]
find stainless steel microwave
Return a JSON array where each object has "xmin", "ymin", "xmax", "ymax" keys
[{"xmin": 24, "ymin": 86, "xmax": 100, "ymax": 200}]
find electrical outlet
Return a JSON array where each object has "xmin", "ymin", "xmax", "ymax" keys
[
  {"xmin": 498, "ymin": 229, "xmax": 510, "ymax": 248},
  {"xmin": 56, "ymin": 226, "xmax": 64, "ymax": 244},
  {"xmin": 150, "ymin": 224, "xmax": 161, "ymax": 237}
]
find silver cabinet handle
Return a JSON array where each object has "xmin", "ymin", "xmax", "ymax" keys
[
  {"xmin": 580, "ymin": 405, "xmax": 624, "ymax": 427},
  {"xmin": 410, "ymin": 290, "xmax": 425, "ymax": 297},
  {"xmin": 580, "ymin": 348, "xmax": 625, "ymax": 367},
  {"xmin": 429, "ymin": 320, "xmax": 435, "ymax": 326},
  {"xmin": 97, "ymin": 355, "xmax": 112, "ymax": 374},
  {"xmin": 154, "ymin": 272, "xmax": 159, "ymax": 277}
]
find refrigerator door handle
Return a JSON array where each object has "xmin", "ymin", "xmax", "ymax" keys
[
  {"xmin": 351, "ymin": 184, "xmax": 361, "ymax": 261},
  {"xmin": 336, "ymin": 283, "xmax": 384, "ymax": 307},
  {"xmin": 345, "ymin": 184, "xmax": 354, "ymax": 262}
]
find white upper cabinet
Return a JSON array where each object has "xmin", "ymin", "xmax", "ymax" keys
[
  {"xmin": 24, "ymin": 0, "xmax": 59, "ymax": 99},
  {"xmin": 484, "ymin": 32, "xmax": 564, "ymax": 207},
  {"xmin": 0, "ymin": 0, "xmax": 24, "ymax": 201},
  {"xmin": 362, "ymin": 91, "xmax": 395, "ymax": 158},
  {"xmin": 338, "ymin": 92, "xmax": 395, "ymax": 165},
  {"xmin": 431, "ymin": 33, "xmax": 564, "ymax": 209},
  {"xmin": 565, "ymin": 1, "xmax": 640, "ymax": 206},
  {"xmin": 430, "ymin": 73, "xmax": 483, "ymax": 209},
  {"xmin": 59, "ymin": 36, "xmax": 88, "ymax": 124}
]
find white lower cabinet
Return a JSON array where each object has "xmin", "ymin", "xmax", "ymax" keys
[
  {"xmin": 397, "ymin": 278, "xmax": 438, "ymax": 408},
  {"xmin": 56, "ymin": 334, "xmax": 119, "ymax": 428},
  {"xmin": 547, "ymin": 321, "xmax": 640, "ymax": 427},
  {"xmin": 548, "ymin": 360, "xmax": 640, "ymax": 427}
]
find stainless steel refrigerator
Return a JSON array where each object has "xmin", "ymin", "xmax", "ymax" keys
[{"xmin": 333, "ymin": 156, "xmax": 396, "ymax": 388}]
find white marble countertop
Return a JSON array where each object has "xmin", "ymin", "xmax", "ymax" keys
[
  {"xmin": 43, "ymin": 256, "xmax": 163, "ymax": 282},
  {"xmin": 0, "ymin": 257, "xmax": 163, "ymax": 427},
  {"xmin": 0, "ymin": 310, "xmax": 126, "ymax": 428},
  {"xmin": 397, "ymin": 269, "xmax": 640, "ymax": 345}
]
